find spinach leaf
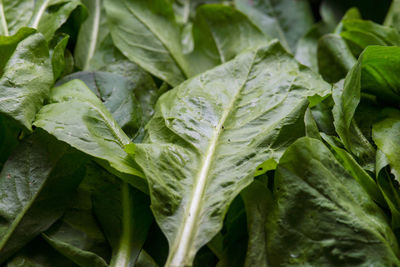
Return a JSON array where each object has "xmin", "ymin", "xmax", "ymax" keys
[
  {"xmin": 267, "ymin": 137, "xmax": 400, "ymax": 266},
  {"xmin": 0, "ymin": 0, "xmax": 85, "ymax": 40},
  {"xmin": 104, "ymin": 0, "xmax": 189, "ymax": 86},
  {"xmin": 0, "ymin": 131, "xmax": 86, "ymax": 264},
  {"xmin": 133, "ymin": 41, "xmax": 329, "ymax": 266},
  {"xmin": 34, "ymin": 79, "xmax": 146, "ymax": 192},
  {"xmin": 0, "ymin": 28, "xmax": 53, "ymax": 131},
  {"xmin": 234, "ymin": 0, "xmax": 314, "ymax": 52}
]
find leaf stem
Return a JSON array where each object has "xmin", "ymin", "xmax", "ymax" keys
[
  {"xmin": 30, "ymin": 0, "xmax": 51, "ymax": 29},
  {"xmin": 0, "ymin": 0, "xmax": 8, "ymax": 36},
  {"xmin": 109, "ymin": 182, "xmax": 135, "ymax": 267},
  {"xmin": 83, "ymin": 0, "xmax": 101, "ymax": 70}
]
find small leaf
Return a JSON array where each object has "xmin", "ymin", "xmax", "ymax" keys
[{"xmin": 0, "ymin": 28, "xmax": 53, "ymax": 131}]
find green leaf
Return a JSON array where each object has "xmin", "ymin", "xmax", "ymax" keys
[
  {"xmin": 332, "ymin": 54, "xmax": 375, "ymax": 171},
  {"xmin": 49, "ymin": 33, "xmax": 70, "ymax": 80},
  {"xmin": 241, "ymin": 179, "xmax": 272, "ymax": 267},
  {"xmin": 317, "ymin": 34, "xmax": 356, "ymax": 83},
  {"xmin": 321, "ymin": 133, "xmax": 385, "ymax": 206},
  {"xmin": 0, "ymin": 130, "xmax": 86, "ymax": 263},
  {"xmin": 57, "ymin": 71, "xmax": 143, "ymax": 139},
  {"xmin": 340, "ymin": 19, "xmax": 400, "ymax": 56},
  {"xmin": 6, "ymin": 236, "xmax": 79, "ymax": 267},
  {"xmin": 0, "ymin": 0, "xmax": 85, "ymax": 40},
  {"xmin": 82, "ymin": 163, "xmax": 153, "ymax": 267},
  {"xmin": 0, "ymin": 28, "xmax": 53, "ymax": 131},
  {"xmin": 0, "ymin": 117, "xmax": 19, "ymax": 169},
  {"xmin": 74, "ymin": 0, "xmax": 108, "ymax": 70},
  {"xmin": 133, "ymin": 41, "xmax": 330, "ymax": 266},
  {"xmin": 189, "ymin": 4, "xmax": 270, "ymax": 75},
  {"xmin": 266, "ymin": 137, "xmax": 400, "ymax": 266},
  {"xmin": 360, "ymin": 46, "xmax": 400, "ymax": 103},
  {"xmin": 234, "ymin": 0, "xmax": 314, "ymax": 52},
  {"xmin": 42, "ymin": 179, "xmax": 111, "ymax": 267},
  {"xmin": 207, "ymin": 196, "xmax": 247, "ymax": 267},
  {"xmin": 34, "ymin": 79, "xmax": 147, "ymax": 192},
  {"xmin": 30, "ymin": 0, "xmax": 86, "ymax": 41},
  {"xmin": 135, "ymin": 250, "xmax": 159, "ymax": 267},
  {"xmin": 373, "ymin": 117, "xmax": 400, "ymax": 183},
  {"xmin": 104, "ymin": 0, "xmax": 189, "ymax": 86},
  {"xmin": 385, "ymin": 0, "xmax": 400, "ymax": 30}
]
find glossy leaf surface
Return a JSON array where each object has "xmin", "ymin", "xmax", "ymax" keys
[{"xmin": 134, "ymin": 41, "xmax": 330, "ymax": 266}]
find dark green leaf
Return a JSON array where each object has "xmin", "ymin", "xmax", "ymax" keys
[
  {"xmin": 189, "ymin": 4, "xmax": 269, "ymax": 75},
  {"xmin": 234, "ymin": 0, "xmax": 313, "ymax": 52},
  {"xmin": 5, "ymin": 236, "xmax": 79, "ymax": 267},
  {"xmin": 266, "ymin": 137, "xmax": 400, "ymax": 266},
  {"xmin": 0, "ymin": 130, "xmax": 86, "ymax": 263},
  {"xmin": 82, "ymin": 163, "xmax": 153, "ymax": 267},
  {"xmin": 104, "ymin": 0, "xmax": 189, "ymax": 86}
]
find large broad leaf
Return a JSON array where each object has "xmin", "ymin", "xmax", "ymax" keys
[
  {"xmin": 133, "ymin": 41, "xmax": 330, "ymax": 266},
  {"xmin": 234, "ymin": 0, "xmax": 314, "ymax": 52},
  {"xmin": 0, "ymin": 28, "xmax": 53, "ymax": 131},
  {"xmin": 34, "ymin": 79, "xmax": 147, "ymax": 192},
  {"xmin": 189, "ymin": 4, "xmax": 270, "ymax": 75},
  {"xmin": 0, "ymin": 131, "xmax": 86, "ymax": 263},
  {"xmin": 104, "ymin": 0, "xmax": 189, "ymax": 86},
  {"xmin": 0, "ymin": 0, "xmax": 85, "ymax": 40},
  {"xmin": 266, "ymin": 137, "xmax": 400, "ymax": 266}
]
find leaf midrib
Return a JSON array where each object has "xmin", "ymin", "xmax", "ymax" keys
[
  {"xmin": 167, "ymin": 52, "xmax": 257, "ymax": 266},
  {"xmin": 30, "ymin": 0, "xmax": 51, "ymax": 29},
  {"xmin": 0, "ymin": 0, "xmax": 8, "ymax": 35},
  {"xmin": 82, "ymin": 0, "xmax": 101, "ymax": 70}
]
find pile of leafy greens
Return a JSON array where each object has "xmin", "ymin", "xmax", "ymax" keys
[{"xmin": 2, "ymin": 0, "xmax": 400, "ymax": 266}]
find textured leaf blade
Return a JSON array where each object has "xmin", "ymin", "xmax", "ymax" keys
[
  {"xmin": 234, "ymin": 0, "xmax": 314, "ymax": 51},
  {"xmin": 34, "ymin": 79, "xmax": 147, "ymax": 192},
  {"xmin": 0, "ymin": 131, "xmax": 86, "ymax": 263},
  {"xmin": 134, "ymin": 41, "xmax": 330, "ymax": 266},
  {"xmin": 0, "ymin": 0, "xmax": 85, "ymax": 39},
  {"xmin": 104, "ymin": 0, "xmax": 188, "ymax": 86},
  {"xmin": 0, "ymin": 28, "xmax": 53, "ymax": 131},
  {"xmin": 267, "ymin": 137, "xmax": 400, "ymax": 266},
  {"xmin": 189, "ymin": 4, "xmax": 270, "ymax": 75}
]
